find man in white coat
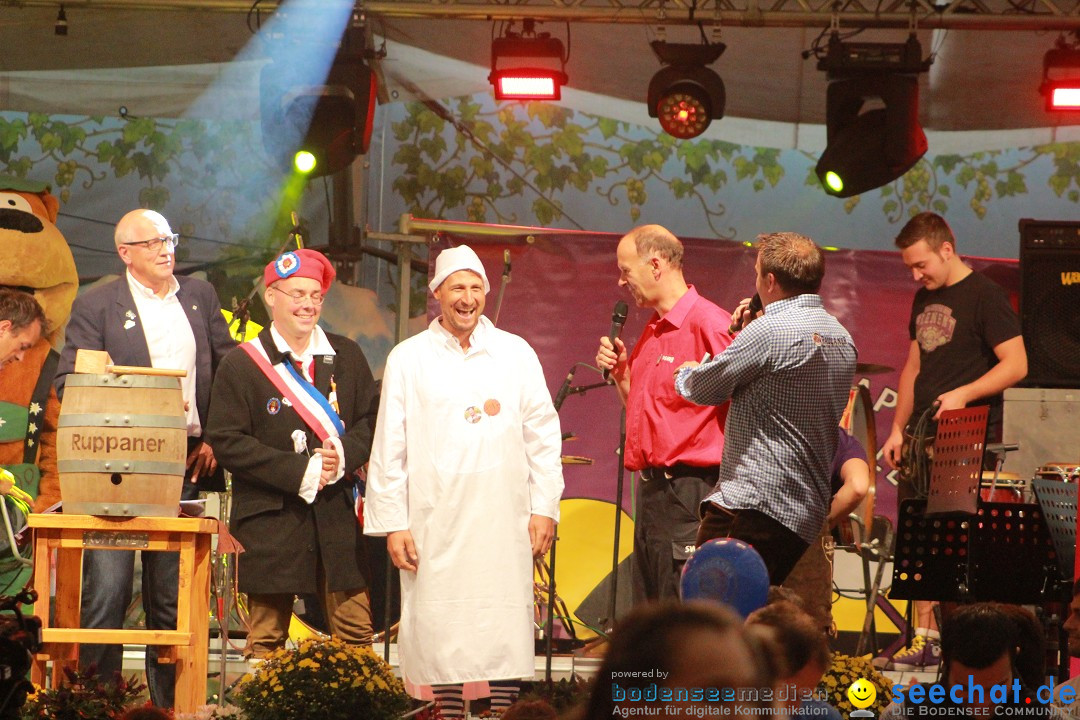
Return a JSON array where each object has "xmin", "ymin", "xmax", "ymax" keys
[{"xmin": 365, "ymin": 244, "xmax": 564, "ymax": 720}]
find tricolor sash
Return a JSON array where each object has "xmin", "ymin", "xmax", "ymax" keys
[{"xmin": 239, "ymin": 338, "xmax": 345, "ymax": 443}]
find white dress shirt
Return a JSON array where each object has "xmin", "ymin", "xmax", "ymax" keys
[{"xmin": 126, "ymin": 271, "xmax": 199, "ymax": 435}]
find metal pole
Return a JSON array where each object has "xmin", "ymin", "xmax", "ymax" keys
[
  {"xmin": 544, "ymin": 533, "xmax": 557, "ymax": 684},
  {"xmin": 380, "ymin": 241, "xmax": 414, "ymax": 664},
  {"xmin": 607, "ymin": 409, "xmax": 626, "ymax": 629},
  {"xmin": 331, "ymin": 168, "xmax": 353, "ymax": 255},
  {"xmin": 217, "ymin": 491, "xmax": 230, "ymax": 699},
  {"xmin": 401, "ymin": 214, "xmax": 588, "ymax": 238},
  {"xmin": 395, "ymin": 242, "xmax": 412, "ymax": 345}
]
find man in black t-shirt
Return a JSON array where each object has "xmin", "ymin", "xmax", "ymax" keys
[{"xmin": 879, "ymin": 212, "xmax": 1027, "ymax": 670}]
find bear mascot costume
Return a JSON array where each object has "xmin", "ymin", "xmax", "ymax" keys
[{"xmin": 0, "ymin": 177, "xmax": 78, "ymax": 588}]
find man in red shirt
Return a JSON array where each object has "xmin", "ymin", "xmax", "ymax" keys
[{"xmin": 596, "ymin": 225, "xmax": 732, "ymax": 602}]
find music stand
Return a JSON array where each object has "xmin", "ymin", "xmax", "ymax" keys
[
  {"xmin": 891, "ymin": 406, "xmax": 1061, "ymax": 604},
  {"xmin": 966, "ymin": 501, "xmax": 1060, "ymax": 602},
  {"xmin": 1032, "ymin": 465, "xmax": 1079, "ymax": 582},
  {"xmin": 891, "ymin": 498, "xmax": 1058, "ymax": 603},
  {"xmin": 925, "ymin": 406, "xmax": 988, "ymax": 515}
]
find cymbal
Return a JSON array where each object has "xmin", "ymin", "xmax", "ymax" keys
[
  {"xmin": 855, "ymin": 362, "xmax": 895, "ymax": 375},
  {"xmin": 561, "ymin": 455, "xmax": 594, "ymax": 465}
]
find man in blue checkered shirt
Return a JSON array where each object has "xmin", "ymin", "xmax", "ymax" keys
[{"xmin": 674, "ymin": 232, "xmax": 856, "ymax": 584}]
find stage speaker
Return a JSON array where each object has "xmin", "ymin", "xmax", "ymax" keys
[{"xmin": 1019, "ymin": 218, "xmax": 1080, "ymax": 387}]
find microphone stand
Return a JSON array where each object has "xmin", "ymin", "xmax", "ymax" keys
[
  {"xmin": 229, "ymin": 217, "xmax": 306, "ymax": 342},
  {"xmin": 608, "ymin": 408, "xmax": 625, "ymax": 633},
  {"xmin": 544, "ymin": 526, "xmax": 557, "ymax": 685},
  {"xmin": 547, "ymin": 367, "xmax": 618, "ymax": 677},
  {"xmin": 544, "ymin": 361, "xmax": 574, "ymax": 684},
  {"xmin": 564, "ymin": 380, "xmax": 612, "ymax": 399},
  {"xmin": 492, "ymin": 250, "xmax": 511, "ymax": 328}
]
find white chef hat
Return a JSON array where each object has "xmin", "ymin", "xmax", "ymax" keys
[{"xmin": 428, "ymin": 245, "xmax": 490, "ymax": 294}]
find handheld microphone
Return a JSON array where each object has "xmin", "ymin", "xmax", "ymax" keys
[
  {"xmin": 728, "ymin": 293, "xmax": 763, "ymax": 335},
  {"xmin": 603, "ymin": 300, "xmax": 629, "ymax": 381},
  {"xmin": 553, "ymin": 366, "xmax": 576, "ymax": 411}
]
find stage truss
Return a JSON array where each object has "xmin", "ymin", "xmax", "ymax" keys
[{"xmin": 13, "ymin": 0, "xmax": 1080, "ymax": 31}]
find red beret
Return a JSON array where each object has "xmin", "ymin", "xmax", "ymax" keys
[{"xmin": 264, "ymin": 249, "xmax": 336, "ymax": 294}]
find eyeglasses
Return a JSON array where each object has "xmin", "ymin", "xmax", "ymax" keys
[
  {"xmin": 122, "ymin": 234, "xmax": 179, "ymax": 253},
  {"xmin": 271, "ymin": 286, "xmax": 325, "ymax": 306}
]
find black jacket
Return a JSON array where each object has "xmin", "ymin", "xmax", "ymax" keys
[{"xmin": 206, "ymin": 326, "xmax": 378, "ymax": 594}]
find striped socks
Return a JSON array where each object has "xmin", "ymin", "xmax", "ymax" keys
[
  {"xmin": 432, "ymin": 684, "xmax": 465, "ymax": 720},
  {"xmin": 489, "ymin": 681, "xmax": 520, "ymax": 716}
]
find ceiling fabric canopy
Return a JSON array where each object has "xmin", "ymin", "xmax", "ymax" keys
[{"xmin": 0, "ymin": 3, "xmax": 1073, "ymax": 135}]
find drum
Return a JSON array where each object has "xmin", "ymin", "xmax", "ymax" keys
[
  {"xmin": 979, "ymin": 471, "xmax": 1031, "ymax": 504},
  {"xmin": 1035, "ymin": 464, "xmax": 1080, "ymax": 484}
]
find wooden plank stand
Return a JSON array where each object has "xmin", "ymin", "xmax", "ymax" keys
[{"xmin": 28, "ymin": 514, "xmax": 217, "ymax": 714}]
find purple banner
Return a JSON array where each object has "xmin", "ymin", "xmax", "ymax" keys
[{"xmin": 431, "ymin": 231, "xmax": 1020, "ymax": 525}]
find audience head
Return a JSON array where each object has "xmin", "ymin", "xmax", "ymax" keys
[
  {"xmin": 940, "ymin": 603, "xmax": 1021, "ymax": 711},
  {"xmin": 764, "ymin": 585, "xmax": 830, "ymax": 635},
  {"xmin": 1065, "ymin": 579, "xmax": 1080, "ymax": 659},
  {"xmin": 746, "ymin": 600, "xmax": 831, "ymax": 694},
  {"xmin": 584, "ymin": 601, "xmax": 777, "ymax": 719},
  {"xmin": 996, "ymin": 604, "xmax": 1046, "ymax": 690}
]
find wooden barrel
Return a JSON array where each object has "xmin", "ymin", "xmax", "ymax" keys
[{"xmin": 57, "ymin": 374, "xmax": 187, "ymax": 517}]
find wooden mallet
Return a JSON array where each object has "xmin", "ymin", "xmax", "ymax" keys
[{"xmin": 74, "ymin": 349, "xmax": 187, "ymax": 377}]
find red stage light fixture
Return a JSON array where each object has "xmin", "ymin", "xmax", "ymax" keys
[
  {"xmin": 489, "ymin": 21, "xmax": 568, "ymax": 102},
  {"xmin": 1041, "ymin": 41, "xmax": 1080, "ymax": 112},
  {"xmin": 1047, "ymin": 83, "xmax": 1080, "ymax": 110},
  {"xmin": 647, "ymin": 41, "xmax": 726, "ymax": 140},
  {"xmin": 491, "ymin": 72, "xmax": 562, "ymax": 101}
]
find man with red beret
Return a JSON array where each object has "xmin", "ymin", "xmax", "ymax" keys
[
  {"xmin": 55, "ymin": 208, "xmax": 236, "ymax": 709},
  {"xmin": 207, "ymin": 248, "xmax": 377, "ymax": 658}
]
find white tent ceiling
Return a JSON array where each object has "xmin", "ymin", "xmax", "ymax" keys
[{"xmin": 0, "ymin": 3, "xmax": 1075, "ymax": 136}]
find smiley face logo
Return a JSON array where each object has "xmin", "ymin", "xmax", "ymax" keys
[{"xmin": 847, "ymin": 678, "xmax": 877, "ymax": 709}]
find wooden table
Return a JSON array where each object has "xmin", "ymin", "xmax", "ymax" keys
[{"xmin": 28, "ymin": 513, "xmax": 217, "ymax": 713}]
